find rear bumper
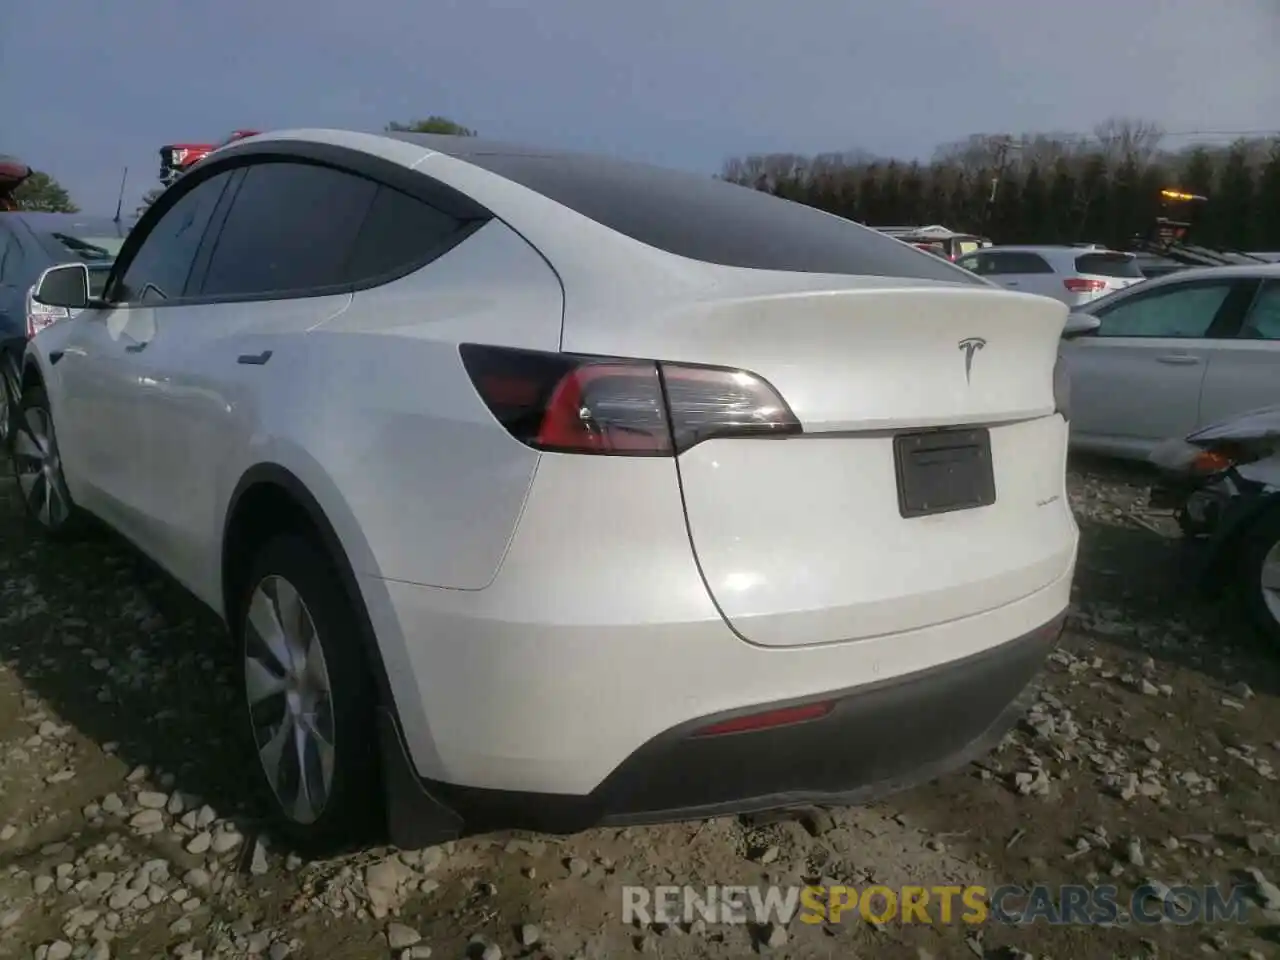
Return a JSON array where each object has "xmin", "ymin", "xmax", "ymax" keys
[{"xmin": 381, "ymin": 610, "xmax": 1065, "ymax": 845}]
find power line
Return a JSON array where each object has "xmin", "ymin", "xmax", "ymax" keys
[
  {"xmin": 1162, "ymin": 129, "xmax": 1279, "ymax": 139},
  {"xmin": 1016, "ymin": 129, "xmax": 1278, "ymax": 146}
]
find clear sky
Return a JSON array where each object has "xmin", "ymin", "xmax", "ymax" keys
[{"xmin": 5, "ymin": 0, "xmax": 1277, "ymax": 214}]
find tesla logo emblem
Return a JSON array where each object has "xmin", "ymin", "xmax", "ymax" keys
[{"xmin": 958, "ymin": 337, "xmax": 987, "ymax": 383}]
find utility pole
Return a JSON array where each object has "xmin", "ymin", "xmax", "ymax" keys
[{"xmin": 981, "ymin": 136, "xmax": 1020, "ymax": 236}]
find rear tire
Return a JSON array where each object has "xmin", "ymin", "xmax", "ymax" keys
[
  {"xmin": 9, "ymin": 384, "xmax": 85, "ymax": 540},
  {"xmin": 234, "ymin": 534, "xmax": 383, "ymax": 853},
  {"xmin": 0, "ymin": 350, "xmax": 20, "ymax": 453},
  {"xmin": 1235, "ymin": 506, "xmax": 1280, "ymax": 650}
]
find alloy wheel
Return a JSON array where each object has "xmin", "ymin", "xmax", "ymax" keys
[
  {"xmin": 1260, "ymin": 540, "xmax": 1280, "ymax": 628},
  {"xmin": 12, "ymin": 405, "xmax": 71, "ymax": 528},
  {"xmin": 243, "ymin": 575, "xmax": 337, "ymax": 825}
]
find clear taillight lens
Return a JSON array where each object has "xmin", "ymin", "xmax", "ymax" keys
[
  {"xmin": 25, "ymin": 288, "xmax": 69, "ymax": 339},
  {"xmin": 459, "ymin": 344, "xmax": 802, "ymax": 456}
]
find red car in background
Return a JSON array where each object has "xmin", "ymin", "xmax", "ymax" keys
[
  {"xmin": 0, "ymin": 155, "xmax": 31, "ymax": 210},
  {"xmin": 159, "ymin": 129, "xmax": 259, "ymax": 185}
]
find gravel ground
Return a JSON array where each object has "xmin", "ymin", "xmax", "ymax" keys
[{"xmin": 1, "ymin": 459, "xmax": 1279, "ymax": 960}]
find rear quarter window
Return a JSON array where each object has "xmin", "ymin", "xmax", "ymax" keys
[
  {"xmin": 458, "ymin": 152, "xmax": 984, "ymax": 284},
  {"xmin": 1075, "ymin": 253, "xmax": 1143, "ymax": 279},
  {"xmin": 344, "ymin": 186, "xmax": 469, "ymax": 284}
]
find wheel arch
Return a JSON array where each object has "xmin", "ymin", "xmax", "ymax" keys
[
  {"xmin": 221, "ymin": 463, "xmax": 465, "ymax": 845},
  {"xmin": 19, "ymin": 351, "xmax": 44, "ymax": 393},
  {"xmin": 220, "ymin": 463, "xmax": 395, "ymax": 704}
]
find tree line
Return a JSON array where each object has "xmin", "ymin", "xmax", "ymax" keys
[
  {"xmin": 721, "ymin": 118, "xmax": 1280, "ymax": 251},
  {"xmin": 12, "ymin": 115, "xmax": 1280, "ymax": 253}
]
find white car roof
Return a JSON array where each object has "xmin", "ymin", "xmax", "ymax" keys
[{"xmin": 974, "ymin": 245, "xmax": 1128, "ymax": 256}]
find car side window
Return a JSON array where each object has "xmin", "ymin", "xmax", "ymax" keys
[
  {"xmin": 1010, "ymin": 253, "xmax": 1055, "ymax": 274},
  {"xmin": 956, "ymin": 254, "xmax": 978, "ymax": 273},
  {"xmin": 197, "ymin": 161, "xmax": 377, "ymax": 298},
  {"xmin": 116, "ymin": 170, "xmax": 234, "ymax": 304},
  {"xmin": 344, "ymin": 185, "xmax": 467, "ymax": 283},
  {"xmin": 981, "ymin": 253, "xmax": 1012, "ymax": 276},
  {"xmin": 1094, "ymin": 282, "xmax": 1234, "ymax": 338},
  {"xmin": 1241, "ymin": 282, "xmax": 1280, "ymax": 340}
]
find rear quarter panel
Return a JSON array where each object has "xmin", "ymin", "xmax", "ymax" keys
[{"xmin": 296, "ymin": 217, "xmax": 565, "ymax": 590}]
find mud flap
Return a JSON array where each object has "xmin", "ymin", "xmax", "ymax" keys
[{"xmin": 376, "ymin": 708, "xmax": 465, "ymax": 850}]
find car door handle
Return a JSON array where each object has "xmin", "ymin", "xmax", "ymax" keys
[
  {"xmin": 1155, "ymin": 354, "xmax": 1201, "ymax": 365},
  {"xmin": 237, "ymin": 350, "xmax": 272, "ymax": 366},
  {"xmin": 1003, "ymin": 280, "xmax": 1020, "ymax": 286},
  {"xmin": 125, "ymin": 343, "xmax": 147, "ymax": 353}
]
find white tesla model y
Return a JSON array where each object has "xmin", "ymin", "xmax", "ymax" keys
[{"xmin": 12, "ymin": 129, "xmax": 1077, "ymax": 850}]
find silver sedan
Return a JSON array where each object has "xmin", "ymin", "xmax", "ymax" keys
[{"xmin": 1062, "ymin": 264, "xmax": 1280, "ymax": 460}]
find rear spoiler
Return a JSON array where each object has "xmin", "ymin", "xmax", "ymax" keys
[{"xmin": 0, "ymin": 155, "xmax": 32, "ymax": 210}]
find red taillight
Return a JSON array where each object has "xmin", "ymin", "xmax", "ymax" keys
[
  {"xmin": 692, "ymin": 701, "xmax": 835, "ymax": 737},
  {"xmin": 1064, "ymin": 277, "xmax": 1107, "ymax": 294},
  {"xmin": 459, "ymin": 344, "xmax": 801, "ymax": 456},
  {"xmin": 1191, "ymin": 449, "xmax": 1236, "ymax": 473}
]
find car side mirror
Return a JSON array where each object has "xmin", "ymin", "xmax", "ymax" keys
[
  {"xmin": 1062, "ymin": 313, "xmax": 1101, "ymax": 339},
  {"xmin": 32, "ymin": 263, "xmax": 90, "ymax": 310}
]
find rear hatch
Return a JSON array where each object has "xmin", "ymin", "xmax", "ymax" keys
[
  {"xmin": 653, "ymin": 282, "xmax": 1075, "ymax": 647},
  {"xmin": 1074, "ymin": 251, "xmax": 1144, "ymax": 293}
]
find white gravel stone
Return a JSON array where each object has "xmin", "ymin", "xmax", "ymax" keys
[
  {"xmin": 387, "ymin": 923, "xmax": 421, "ymax": 949},
  {"xmin": 210, "ymin": 829, "xmax": 242, "ymax": 854},
  {"xmin": 136, "ymin": 791, "xmax": 168, "ymax": 810},
  {"xmin": 129, "ymin": 809, "xmax": 164, "ymax": 832}
]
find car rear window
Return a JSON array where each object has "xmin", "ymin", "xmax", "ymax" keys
[
  {"xmin": 1075, "ymin": 252, "xmax": 1143, "ymax": 279},
  {"xmin": 445, "ymin": 151, "xmax": 983, "ymax": 284}
]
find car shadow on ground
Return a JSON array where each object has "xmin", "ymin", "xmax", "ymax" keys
[{"xmin": 0, "ymin": 476, "xmax": 268, "ymax": 834}]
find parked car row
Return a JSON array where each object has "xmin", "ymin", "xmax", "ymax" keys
[
  {"xmin": 956, "ymin": 244, "xmax": 1146, "ymax": 307},
  {"xmin": 2, "ymin": 129, "xmax": 1275, "ymax": 855}
]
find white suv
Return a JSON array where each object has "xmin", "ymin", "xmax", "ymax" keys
[
  {"xmin": 13, "ymin": 129, "xmax": 1078, "ymax": 850},
  {"xmin": 958, "ymin": 245, "xmax": 1146, "ymax": 307}
]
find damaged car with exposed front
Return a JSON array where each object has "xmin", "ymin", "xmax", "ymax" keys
[{"xmin": 1150, "ymin": 406, "xmax": 1280, "ymax": 647}]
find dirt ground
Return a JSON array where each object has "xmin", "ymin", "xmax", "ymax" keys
[{"xmin": 1, "ymin": 458, "xmax": 1279, "ymax": 960}]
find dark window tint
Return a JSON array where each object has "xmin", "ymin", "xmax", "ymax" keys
[
  {"xmin": 345, "ymin": 186, "xmax": 465, "ymax": 282},
  {"xmin": 117, "ymin": 171, "xmax": 233, "ymax": 304},
  {"xmin": 1075, "ymin": 252, "xmax": 1142, "ymax": 279},
  {"xmin": 454, "ymin": 152, "xmax": 982, "ymax": 283},
  {"xmin": 1096, "ymin": 281, "xmax": 1234, "ymax": 338},
  {"xmin": 199, "ymin": 162, "xmax": 377, "ymax": 298},
  {"xmin": 985, "ymin": 252, "xmax": 1054, "ymax": 275},
  {"xmin": 1242, "ymin": 282, "xmax": 1280, "ymax": 339}
]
